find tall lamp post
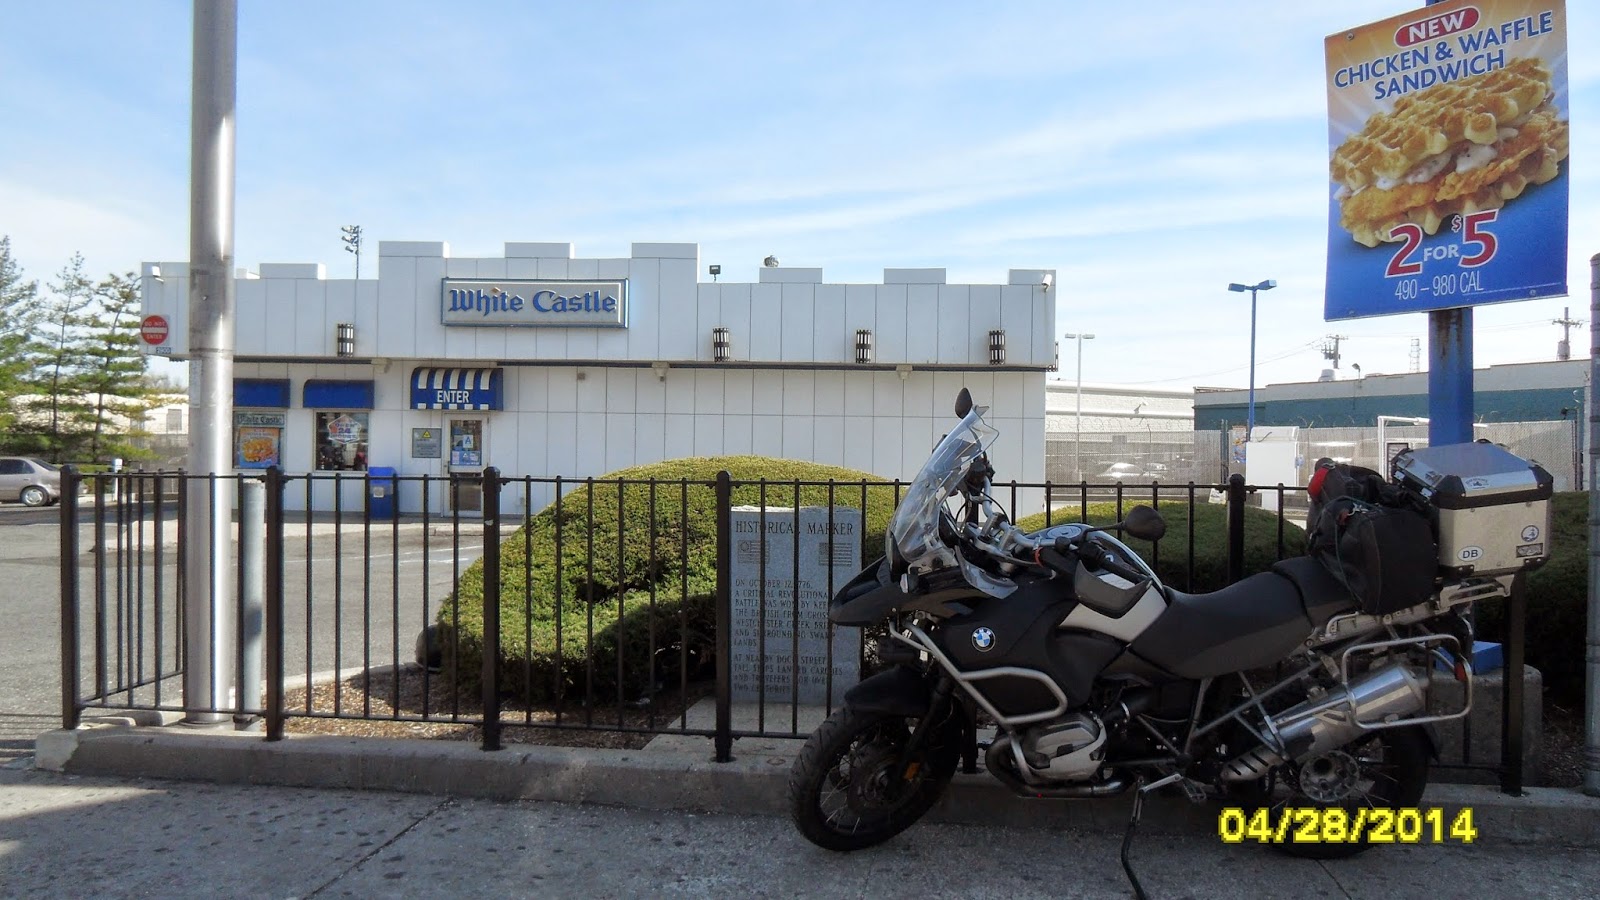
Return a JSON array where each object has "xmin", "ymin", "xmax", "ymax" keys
[
  {"xmin": 1227, "ymin": 279, "xmax": 1276, "ymax": 437},
  {"xmin": 1063, "ymin": 332, "xmax": 1095, "ymax": 480},
  {"xmin": 341, "ymin": 225, "xmax": 363, "ymax": 280}
]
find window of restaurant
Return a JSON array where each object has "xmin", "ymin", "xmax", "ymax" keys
[
  {"xmin": 232, "ymin": 378, "xmax": 291, "ymax": 470},
  {"xmin": 302, "ymin": 379, "xmax": 376, "ymax": 472},
  {"xmin": 314, "ymin": 411, "xmax": 370, "ymax": 471}
]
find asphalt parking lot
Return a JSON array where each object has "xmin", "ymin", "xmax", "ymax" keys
[{"xmin": 0, "ymin": 499, "xmax": 483, "ymax": 758}]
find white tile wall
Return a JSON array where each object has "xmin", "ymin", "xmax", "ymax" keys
[
  {"xmin": 905, "ymin": 285, "xmax": 938, "ymax": 364},
  {"xmin": 747, "ymin": 283, "xmax": 782, "ymax": 360},
  {"xmin": 811, "ymin": 285, "xmax": 847, "ymax": 364},
  {"xmin": 156, "ymin": 242, "xmax": 1058, "ymax": 510},
  {"xmin": 874, "ymin": 285, "xmax": 909, "ymax": 362},
  {"xmin": 935, "ymin": 285, "xmax": 970, "ymax": 364},
  {"xmin": 293, "ymin": 278, "xmax": 327, "ymax": 357},
  {"xmin": 780, "ymin": 284, "xmax": 815, "ymax": 362}
]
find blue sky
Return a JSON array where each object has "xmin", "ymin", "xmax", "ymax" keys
[{"xmin": 2, "ymin": 1, "xmax": 1594, "ymax": 391}]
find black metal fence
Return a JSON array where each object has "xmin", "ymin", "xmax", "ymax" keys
[{"xmin": 57, "ymin": 467, "xmax": 1528, "ymax": 793}]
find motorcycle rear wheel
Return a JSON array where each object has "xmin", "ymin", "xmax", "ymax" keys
[
  {"xmin": 788, "ymin": 706, "xmax": 960, "ymax": 852},
  {"xmin": 1236, "ymin": 724, "xmax": 1430, "ymax": 860}
]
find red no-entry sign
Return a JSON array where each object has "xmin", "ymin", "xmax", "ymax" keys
[{"xmin": 140, "ymin": 315, "xmax": 169, "ymax": 345}]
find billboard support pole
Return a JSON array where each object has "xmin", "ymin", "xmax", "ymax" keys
[{"xmin": 1427, "ymin": 308, "xmax": 1473, "ymax": 446}]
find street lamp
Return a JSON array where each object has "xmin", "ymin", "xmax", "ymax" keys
[
  {"xmin": 341, "ymin": 225, "xmax": 363, "ymax": 281},
  {"xmin": 1063, "ymin": 332, "xmax": 1096, "ymax": 481},
  {"xmin": 1227, "ymin": 279, "xmax": 1276, "ymax": 438}
]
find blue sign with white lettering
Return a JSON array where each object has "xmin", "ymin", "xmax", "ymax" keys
[{"xmin": 1322, "ymin": 1, "xmax": 1569, "ymax": 321}]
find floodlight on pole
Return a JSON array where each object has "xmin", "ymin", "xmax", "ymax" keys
[
  {"xmin": 1063, "ymin": 332, "xmax": 1096, "ymax": 481},
  {"xmin": 341, "ymin": 225, "xmax": 363, "ymax": 281},
  {"xmin": 1227, "ymin": 279, "xmax": 1277, "ymax": 438}
]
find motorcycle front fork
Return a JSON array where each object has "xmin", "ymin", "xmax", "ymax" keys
[{"xmin": 893, "ymin": 673, "xmax": 979, "ymax": 778}]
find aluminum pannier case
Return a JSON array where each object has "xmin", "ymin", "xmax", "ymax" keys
[{"xmin": 1391, "ymin": 441, "xmax": 1553, "ymax": 577}]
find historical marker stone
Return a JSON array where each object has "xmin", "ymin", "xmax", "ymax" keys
[{"xmin": 729, "ymin": 506, "xmax": 862, "ymax": 705}]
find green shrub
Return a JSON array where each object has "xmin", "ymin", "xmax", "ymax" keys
[
  {"xmin": 1014, "ymin": 499, "xmax": 1307, "ymax": 592},
  {"xmin": 1473, "ymin": 491, "xmax": 1587, "ymax": 702},
  {"xmin": 439, "ymin": 457, "xmax": 898, "ymax": 706}
]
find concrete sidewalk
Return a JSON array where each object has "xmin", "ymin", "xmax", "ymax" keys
[
  {"xmin": 5, "ymin": 755, "xmax": 1600, "ymax": 900},
  {"xmin": 31, "ymin": 722, "xmax": 1600, "ymax": 849}
]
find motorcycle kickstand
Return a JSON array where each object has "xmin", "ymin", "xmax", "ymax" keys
[{"xmin": 1121, "ymin": 772, "xmax": 1183, "ymax": 900}]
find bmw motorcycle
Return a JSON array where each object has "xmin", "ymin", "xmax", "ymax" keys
[{"xmin": 788, "ymin": 389, "xmax": 1501, "ymax": 886}]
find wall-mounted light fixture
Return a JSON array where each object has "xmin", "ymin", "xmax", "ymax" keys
[
  {"xmin": 651, "ymin": 361, "xmax": 670, "ymax": 382},
  {"xmin": 708, "ymin": 264, "xmax": 721, "ymax": 282},
  {"xmin": 713, "ymin": 327, "xmax": 731, "ymax": 362},
  {"xmin": 336, "ymin": 322, "xmax": 355, "ymax": 357},
  {"xmin": 854, "ymin": 329, "xmax": 874, "ymax": 364},
  {"xmin": 988, "ymin": 329, "xmax": 1006, "ymax": 366}
]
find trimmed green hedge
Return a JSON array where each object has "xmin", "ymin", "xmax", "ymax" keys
[
  {"xmin": 438, "ymin": 457, "xmax": 899, "ymax": 706},
  {"xmin": 1014, "ymin": 500, "xmax": 1307, "ymax": 592}
]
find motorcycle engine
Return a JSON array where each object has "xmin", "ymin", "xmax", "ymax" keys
[{"xmin": 1016, "ymin": 713, "xmax": 1106, "ymax": 782}]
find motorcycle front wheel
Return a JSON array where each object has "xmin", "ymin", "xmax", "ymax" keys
[{"xmin": 788, "ymin": 706, "xmax": 961, "ymax": 852}]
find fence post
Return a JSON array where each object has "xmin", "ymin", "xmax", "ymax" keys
[
  {"xmin": 59, "ymin": 466, "xmax": 81, "ymax": 730},
  {"xmin": 714, "ymin": 470, "xmax": 733, "ymax": 762},
  {"xmin": 1225, "ymin": 473, "xmax": 1246, "ymax": 584},
  {"xmin": 481, "ymin": 467, "xmax": 503, "ymax": 752},
  {"xmin": 1500, "ymin": 572, "xmax": 1528, "ymax": 795},
  {"xmin": 264, "ymin": 466, "xmax": 286, "ymax": 741},
  {"xmin": 237, "ymin": 478, "xmax": 265, "ymax": 724}
]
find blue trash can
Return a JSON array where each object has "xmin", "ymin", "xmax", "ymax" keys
[{"xmin": 367, "ymin": 466, "xmax": 397, "ymax": 519}]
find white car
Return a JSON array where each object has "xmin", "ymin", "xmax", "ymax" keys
[
  {"xmin": 1096, "ymin": 462, "xmax": 1150, "ymax": 482},
  {"xmin": 0, "ymin": 457, "xmax": 66, "ymax": 506}
]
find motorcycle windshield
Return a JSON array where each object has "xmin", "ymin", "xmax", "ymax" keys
[{"xmin": 888, "ymin": 405, "xmax": 998, "ymax": 574}]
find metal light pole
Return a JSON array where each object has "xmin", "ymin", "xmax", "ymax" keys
[
  {"xmin": 341, "ymin": 225, "xmax": 362, "ymax": 280},
  {"xmin": 185, "ymin": 0, "xmax": 238, "ymax": 724},
  {"xmin": 1064, "ymin": 332, "xmax": 1095, "ymax": 480},
  {"xmin": 1227, "ymin": 280, "xmax": 1276, "ymax": 437}
]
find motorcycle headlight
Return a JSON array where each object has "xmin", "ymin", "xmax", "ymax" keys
[{"xmin": 887, "ymin": 532, "xmax": 908, "ymax": 580}]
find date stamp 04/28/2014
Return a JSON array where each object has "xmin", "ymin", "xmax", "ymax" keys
[{"xmin": 1218, "ymin": 807, "xmax": 1479, "ymax": 845}]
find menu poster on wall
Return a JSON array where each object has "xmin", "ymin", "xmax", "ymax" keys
[{"xmin": 234, "ymin": 411, "xmax": 285, "ymax": 469}]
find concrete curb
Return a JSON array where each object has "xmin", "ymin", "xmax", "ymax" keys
[{"xmin": 35, "ymin": 724, "xmax": 1600, "ymax": 846}]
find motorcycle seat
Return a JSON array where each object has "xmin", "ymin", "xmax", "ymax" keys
[
  {"xmin": 1129, "ymin": 571, "xmax": 1315, "ymax": 680},
  {"xmin": 1270, "ymin": 556, "xmax": 1359, "ymax": 628}
]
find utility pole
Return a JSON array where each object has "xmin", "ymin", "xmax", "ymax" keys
[
  {"xmin": 1554, "ymin": 306, "xmax": 1583, "ymax": 361},
  {"xmin": 1409, "ymin": 337, "xmax": 1422, "ymax": 373},
  {"xmin": 1320, "ymin": 334, "xmax": 1349, "ymax": 369}
]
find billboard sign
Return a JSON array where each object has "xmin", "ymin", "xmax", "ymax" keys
[{"xmin": 1324, "ymin": 0, "xmax": 1568, "ymax": 320}]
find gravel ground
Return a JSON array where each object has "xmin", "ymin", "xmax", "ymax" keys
[{"xmin": 281, "ymin": 665, "xmax": 714, "ymax": 749}]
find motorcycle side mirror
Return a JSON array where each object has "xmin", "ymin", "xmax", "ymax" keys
[
  {"xmin": 954, "ymin": 388, "xmax": 973, "ymax": 418},
  {"xmin": 1121, "ymin": 505, "xmax": 1166, "ymax": 543}
]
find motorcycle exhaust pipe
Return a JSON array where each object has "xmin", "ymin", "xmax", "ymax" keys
[{"xmin": 1220, "ymin": 662, "xmax": 1428, "ymax": 783}]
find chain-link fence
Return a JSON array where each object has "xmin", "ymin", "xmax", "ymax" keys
[{"xmin": 1046, "ymin": 418, "xmax": 1583, "ymax": 492}]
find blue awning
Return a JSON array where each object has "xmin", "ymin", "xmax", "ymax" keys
[
  {"xmin": 410, "ymin": 367, "xmax": 503, "ymax": 410},
  {"xmin": 303, "ymin": 379, "xmax": 375, "ymax": 410},
  {"xmin": 234, "ymin": 378, "xmax": 290, "ymax": 408}
]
